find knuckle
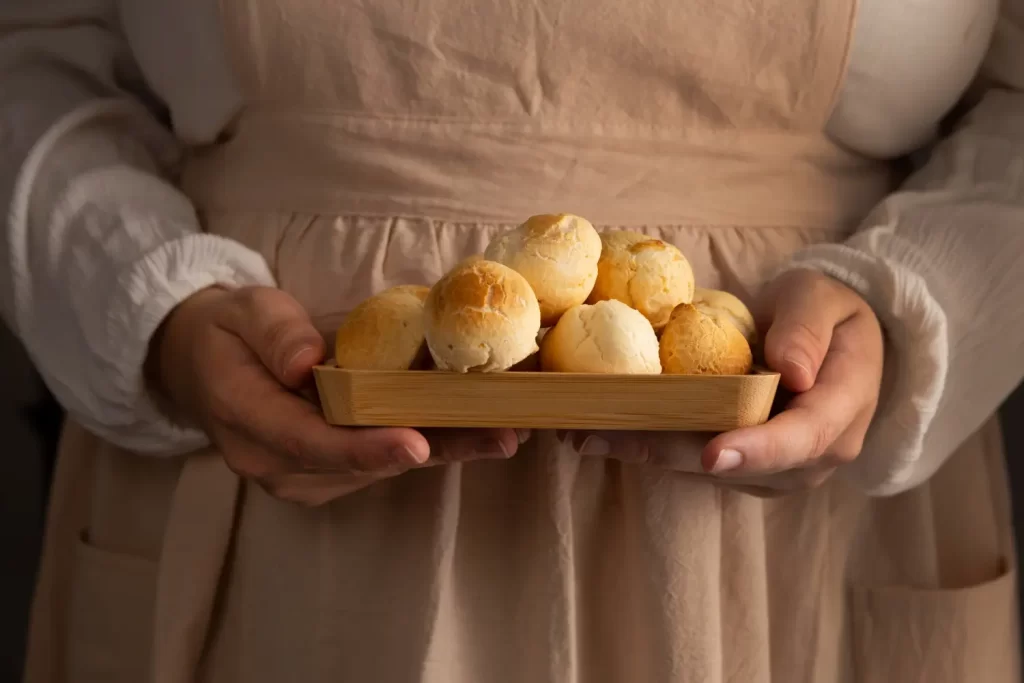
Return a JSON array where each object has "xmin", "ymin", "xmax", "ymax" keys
[
  {"xmin": 207, "ymin": 385, "xmax": 243, "ymax": 428},
  {"xmin": 829, "ymin": 436, "xmax": 864, "ymax": 466},
  {"xmin": 237, "ymin": 286, "xmax": 302, "ymax": 320},
  {"xmin": 218, "ymin": 439, "xmax": 290, "ymax": 482},
  {"xmin": 189, "ymin": 321, "xmax": 219, "ymax": 350},
  {"xmin": 830, "ymin": 445, "xmax": 859, "ymax": 466},
  {"xmin": 228, "ymin": 287, "xmax": 261, "ymax": 319},
  {"xmin": 787, "ymin": 321, "xmax": 828, "ymax": 354},
  {"xmin": 201, "ymin": 363, "xmax": 256, "ymax": 425},
  {"xmin": 221, "ymin": 453, "xmax": 251, "ymax": 479},
  {"xmin": 633, "ymin": 440, "xmax": 653, "ymax": 465},
  {"xmin": 259, "ymin": 477, "xmax": 305, "ymax": 504},
  {"xmin": 223, "ymin": 453, "xmax": 267, "ymax": 481},
  {"xmin": 261, "ymin": 317, "xmax": 296, "ymax": 355},
  {"xmin": 314, "ymin": 444, "xmax": 361, "ymax": 473},
  {"xmin": 278, "ymin": 436, "xmax": 307, "ymax": 462},
  {"xmin": 808, "ymin": 420, "xmax": 835, "ymax": 460},
  {"xmin": 759, "ymin": 445, "xmax": 781, "ymax": 473},
  {"xmin": 345, "ymin": 451, "xmax": 382, "ymax": 474},
  {"xmin": 232, "ymin": 285, "xmax": 267, "ymax": 310},
  {"xmin": 223, "ymin": 445, "xmax": 280, "ymax": 480},
  {"xmin": 275, "ymin": 437, "xmax": 325, "ymax": 470},
  {"xmin": 328, "ymin": 443, "xmax": 369, "ymax": 473}
]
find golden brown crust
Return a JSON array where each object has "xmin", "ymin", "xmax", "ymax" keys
[
  {"xmin": 540, "ymin": 300, "xmax": 661, "ymax": 374},
  {"xmin": 690, "ymin": 287, "xmax": 758, "ymax": 345},
  {"xmin": 484, "ymin": 214, "xmax": 602, "ymax": 326},
  {"xmin": 588, "ymin": 230, "xmax": 695, "ymax": 331},
  {"xmin": 660, "ymin": 304, "xmax": 752, "ymax": 375},
  {"xmin": 425, "ymin": 260, "xmax": 541, "ymax": 372},
  {"xmin": 334, "ymin": 285, "xmax": 431, "ymax": 370}
]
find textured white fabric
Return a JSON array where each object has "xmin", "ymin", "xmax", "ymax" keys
[
  {"xmin": 0, "ymin": 1, "xmax": 255, "ymax": 453},
  {"xmin": 786, "ymin": 90, "xmax": 1024, "ymax": 495},
  {"xmin": 826, "ymin": 0, "xmax": 1000, "ymax": 158},
  {"xmin": 0, "ymin": 0, "xmax": 1021, "ymax": 483},
  {"xmin": 785, "ymin": 6, "xmax": 1024, "ymax": 494},
  {"xmin": 7, "ymin": 99, "xmax": 275, "ymax": 454}
]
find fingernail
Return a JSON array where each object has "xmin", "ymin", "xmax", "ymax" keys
[
  {"xmin": 393, "ymin": 445, "xmax": 428, "ymax": 465},
  {"xmin": 516, "ymin": 429, "xmax": 532, "ymax": 445},
  {"xmin": 579, "ymin": 436, "xmax": 610, "ymax": 457},
  {"xmin": 712, "ymin": 448, "xmax": 743, "ymax": 473},
  {"xmin": 286, "ymin": 345, "xmax": 316, "ymax": 369},
  {"xmin": 478, "ymin": 439, "xmax": 513, "ymax": 459},
  {"xmin": 783, "ymin": 351, "xmax": 812, "ymax": 377}
]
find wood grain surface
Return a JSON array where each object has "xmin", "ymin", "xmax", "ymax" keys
[{"xmin": 314, "ymin": 366, "xmax": 780, "ymax": 431}]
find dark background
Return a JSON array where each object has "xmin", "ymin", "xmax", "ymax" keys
[{"xmin": 1, "ymin": 323, "xmax": 1023, "ymax": 683}]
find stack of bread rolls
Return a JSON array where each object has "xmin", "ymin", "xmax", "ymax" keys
[{"xmin": 334, "ymin": 213, "xmax": 755, "ymax": 376}]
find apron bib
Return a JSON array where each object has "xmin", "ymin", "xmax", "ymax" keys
[{"xmin": 23, "ymin": 0, "xmax": 1020, "ymax": 681}]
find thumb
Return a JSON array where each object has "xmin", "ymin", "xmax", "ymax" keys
[
  {"xmin": 763, "ymin": 272, "xmax": 858, "ymax": 393},
  {"xmin": 221, "ymin": 287, "xmax": 327, "ymax": 389}
]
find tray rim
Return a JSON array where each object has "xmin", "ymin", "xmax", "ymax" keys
[
  {"xmin": 313, "ymin": 364, "xmax": 781, "ymax": 431},
  {"xmin": 313, "ymin": 364, "xmax": 780, "ymax": 381}
]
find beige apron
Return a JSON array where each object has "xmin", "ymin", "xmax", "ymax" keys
[{"xmin": 23, "ymin": 0, "xmax": 1021, "ymax": 681}]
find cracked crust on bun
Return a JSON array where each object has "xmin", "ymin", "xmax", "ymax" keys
[{"xmin": 425, "ymin": 260, "xmax": 541, "ymax": 372}]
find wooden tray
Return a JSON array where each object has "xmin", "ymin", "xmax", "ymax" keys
[{"xmin": 314, "ymin": 366, "xmax": 780, "ymax": 432}]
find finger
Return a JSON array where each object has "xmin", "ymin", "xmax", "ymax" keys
[
  {"xmin": 212, "ymin": 359, "xmax": 431, "ymax": 472},
  {"xmin": 570, "ymin": 430, "xmax": 648, "ymax": 462},
  {"xmin": 715, "ymin": 482, "xmax": 790, "ymax": 499},
  {"xmin": 764, "ymin": 273, "xmax": 861, "ymax": 392},
  {"xmin": 707, "ymin": 463, "xmax": 837, "ymax": 496},
  {"xmin": 701, "ymin": 407, "xmax": 836, "ymax": 475},
  {"xmin": 263, "ymin": 469, "xmax": 407, "ymax": 507},
  {"xmin": 569, "ymin": 430, "xmax": 712, "ymax": 470},
  {"xmin": 217, "ymin": 430, "xmax": 296, "ymax": 481},
  {"xmin": 642, "ymin": 432, "xmax": 714, "ymax": 471},
  {"xmin": 218, "ymin": 430, "xmax": 412, "ymax": 506},
  {"xmin": 422, "ymin": 428, "xmax": 524, "ymax": 462},
  {"xmin": 703, "ymin": 313, "xmax": 875, "ymax": 475},
  {"xmin": 219, "ymin": 287, "xmax": 327, "ymax": 389}
]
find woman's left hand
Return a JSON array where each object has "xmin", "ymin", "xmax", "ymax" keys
[{"xmin": 570, "ymin": 269, "xmax": 885, "ymax": 495}]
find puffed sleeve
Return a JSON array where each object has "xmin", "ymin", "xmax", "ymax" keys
[
  {"xmin": 784, "ymin": 0, "xmax": 1024, "ymax": 495},
  {"xmin": 0, "ymin": 1, "xmax": 276, "ymax": 455}
]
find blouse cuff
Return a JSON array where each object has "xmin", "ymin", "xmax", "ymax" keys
[{"xmin": 92, "ymin": 232, "xmax": 276, "ymax": 455}]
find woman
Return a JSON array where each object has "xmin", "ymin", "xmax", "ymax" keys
[{"xmin": 3, "ymin": 0, "xmax": 1023, "ymax": 680}]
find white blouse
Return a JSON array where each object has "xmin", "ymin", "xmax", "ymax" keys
[{"xmin": 0, "ymin": 0, "xmax": 1022, "ymax": 493}]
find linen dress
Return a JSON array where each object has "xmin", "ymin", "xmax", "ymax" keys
[{"xmin": 15, "ymin": 0, "xmax": 1023, "ymax": 682}]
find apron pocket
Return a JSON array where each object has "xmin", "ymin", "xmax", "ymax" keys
[
  {"xmin": 850, "ymin": 565, "xmax": 1020, "ymax": 683},
  {"xmin": 66, "ymin": 532, "xmax": 158, "ymax": 683}
]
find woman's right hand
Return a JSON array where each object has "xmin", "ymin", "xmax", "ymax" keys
[{"xmin": 146, "ymin": 286, "xmax": 525, "ymax": 506}]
